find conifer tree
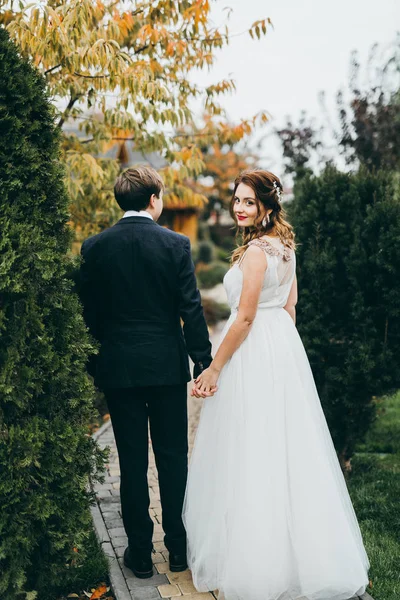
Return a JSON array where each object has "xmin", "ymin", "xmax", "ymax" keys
[{"xmin": 0, "ymin": 28, "xmax": 104, "ymax": 598}]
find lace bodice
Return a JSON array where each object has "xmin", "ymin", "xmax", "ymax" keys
[{"xmin": 223, "ymin": 237, "xmax": 296, "ymax": 311}]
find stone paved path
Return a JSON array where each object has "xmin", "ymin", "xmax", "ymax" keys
[{"xmin": 91, "ymin": 324, "xmax": 373, "ymax": 600}]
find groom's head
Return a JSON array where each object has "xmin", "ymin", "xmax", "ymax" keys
[{"xmin": 114, "ymin": 166, "xmax": 164, "ymax": 220}]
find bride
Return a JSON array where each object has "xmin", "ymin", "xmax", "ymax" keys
[{"xmin": 182, "ymin": 169, "xmax": 370, "ymax": 600}]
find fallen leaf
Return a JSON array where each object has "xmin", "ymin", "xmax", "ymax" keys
[
  {"xmin": 90, "ymin": 584, "xmax": 108, "ymax": 599},
  {"xmin": 67, "ymin": 595, "xmax": 79, "ymax": 599}
]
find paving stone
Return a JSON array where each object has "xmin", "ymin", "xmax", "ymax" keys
[
  {"xmin": 115, "ymin": 545, "xmax": 125, "ymax": 558},
  {"xmin": 125, "ymin": 569, "xmax": 168, "ymax": 589},
  {"xmin": 152, "ymin": 531, "xmax": 164, "ymax": 542},
  {"xmin": 126, "ymin": 587, "xmax": 161, "ymax": 600},
  {"xmin": 99, "ymin": 495, "xmax": 121, "ymax": 504},
  {"xmin": 109, "ymin": 526, "xmax": 126, "ymax": 538},
  {"xmin": 101, "ymin": 542, "xmax": 115, "ymax": 557},
  {"xmin": 100, "ymin": 503, "xmax": 120, "ymax": 512},
  {"xmin": 112, "ymin": 536, "xmax": 128, "ymax": 548},
  {"xmin": 104, "ymin": 518, "xmax": 124, "ymax": 529},
  {"xmin": 95, "ymin": 483, "xmax": 113, "ymax": 491},
  {"xmin": 152, "ymin": 552, "xmax": 166, "ymax": 564},
  {"xmin": 178, "ymin": 581, "xmax": 198, "ymax": 595},
  {"xmin": 153, "ymin": 541, "xmax": 167, "ymax": 553},
  {"xmin": 90, "ymin": 504, "xmax": 110, "ymax": 544},
  {"xmin": 102, "ymin": 510, "xmax": 117, "ymax": 518},
  {"xmin": 96, "ymin": 490, "xmax": 112, "ymax": 498},
  {"xmin": 158, "ymin": 583, "xmax": 181, "ymax": 598},
  {"xmin": 166, "ymin": 571, "xmax": 193, "ymax": 584},
  {"xmin": 155, "ymin": 562, "xmax": 169, "ymax": 574}
]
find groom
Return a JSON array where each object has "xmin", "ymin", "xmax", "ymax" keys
[{"xmin": 79, "ymin": 166, "xmax": 212, "ymax": 578}]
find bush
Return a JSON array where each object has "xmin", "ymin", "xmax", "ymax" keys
[
  {"xmin": 215, "ymin": 245, "xmax": 231, "ymax": 263},
  {"xmin": 0, "ymin": 29, "xmax": 105, "ymax": 599},
  {"xmin": 197, "ymin": 220, "xmax": 211, "ymax": 241},
  {"xmin": 290, "ymin": 165, "xmax": 400, "ymax": 465},
  {"xmin": 196, "ymin": 261, "xmax": 229, "ymax": 289},
  {"xmin": 201, "ymin": 297, "xmax": 231, "ymax": 326},
  {"xmin": 197, "ymin": 240, "xmax": 215, "ymax": 264},
  {"xmin": 209, "ymin": 223, "xmax": 236, "ymax": 250}
]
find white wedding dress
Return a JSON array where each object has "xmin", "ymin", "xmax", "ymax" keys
[{"xmin": 183, "ymin": 237, "xmax": 369, "ymax": 600}]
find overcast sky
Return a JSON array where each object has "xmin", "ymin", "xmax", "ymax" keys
[{"xmin": 191, "ymin": 0, "xmax": 399, "ymax": 176}]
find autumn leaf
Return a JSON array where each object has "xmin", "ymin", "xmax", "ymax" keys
[{"xmin": 90, "ymin": 584, "xmax": 108, "ymax": 599}]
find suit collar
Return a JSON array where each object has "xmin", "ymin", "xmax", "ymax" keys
[{"xmin": 116, "ymin": 216, "xmax": 158, "ymax": 226}]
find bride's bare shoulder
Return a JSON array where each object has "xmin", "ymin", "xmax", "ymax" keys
[{"xmin": 239, "ymin": 243, "xmax": 268, "ymax": 271}]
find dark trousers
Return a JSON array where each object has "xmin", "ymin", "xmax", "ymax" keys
[{"xmin": 104, "ymin": 384, "xmax": 188, "ymax": 557}]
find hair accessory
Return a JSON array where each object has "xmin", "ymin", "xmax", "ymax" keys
[{"xmin": 273, "ymin": 180, "xmax": 282, "ymax": 199}]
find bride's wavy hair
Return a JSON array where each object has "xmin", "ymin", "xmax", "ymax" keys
[{"xmin": 229, "ymin": 169, "xmax": 296, "ymax": 264}]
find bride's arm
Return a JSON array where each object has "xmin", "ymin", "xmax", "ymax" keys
[
  {"xmin": 193, "ymin": 246, "xmax": 267, "ymax": 396},
  {"xmin": 283, "ymin": 275, "xmax": 298, "ymax": 324}
]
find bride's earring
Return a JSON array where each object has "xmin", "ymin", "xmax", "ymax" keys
[{"xmin": 262, "ymin": 214, "xmax": 270, "ymax": 228}]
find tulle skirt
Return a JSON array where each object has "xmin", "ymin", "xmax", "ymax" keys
[{"xmin": 183, "ymin": 307, "xmax": 369, "ymax": 600}]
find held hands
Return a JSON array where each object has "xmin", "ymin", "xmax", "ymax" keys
[{"xmin": 191, "ymin": 366, "xmax": 220, "ymax": 398}]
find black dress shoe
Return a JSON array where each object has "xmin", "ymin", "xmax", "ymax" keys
[
  {"xmin": 124, "ymin": 547, "xmax": 154, "ymax": 579},
  {"xmin": 169, "ymin": 551, "xmax": 188, "ymax": 572}
]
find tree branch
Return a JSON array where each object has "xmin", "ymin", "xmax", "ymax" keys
[
  {"xmin": 45, "ymin": 63, "xmax": 63, "ymax": 75},
  {"xmin": 80, "ymin": 132, "xmax": 219, "ymax": 144},
  {"xmin": 134, "ymin": 44, "xmax": 150, "ymax": 54},
  {"xmin": 57, "ymin": 95, "xmax": 81, "ymax": 129},
  {"xmin": 73, "ymin": 72, "xmax": 110, "ymax": 79}
]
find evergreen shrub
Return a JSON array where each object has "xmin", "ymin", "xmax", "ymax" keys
[
  {"xmin": 197, "ymin": 240, "xmax": 215, "ymax": 264},
  {"xmin": 0, "ymin": 29, "xmax": 105, "ymax": 599},
  {"xmin": 196, "ymin": 261, "xmax": 229, "ymax": 289},
  {"xmin": 201, "ymin": 297, "xmax": 231, "ymax": 326},
  {"xmin": 290, "ymin": 165, "xmax": 400, "ymax": 465}
]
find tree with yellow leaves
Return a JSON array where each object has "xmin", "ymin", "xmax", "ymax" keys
[{"xmin": 1, "ymin": 0, "xmax": 270, "ymax": 240}]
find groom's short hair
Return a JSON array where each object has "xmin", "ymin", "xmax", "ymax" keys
[{"xmin": 114, "ymin": 166, "xmax": 164, "ymax": 211}]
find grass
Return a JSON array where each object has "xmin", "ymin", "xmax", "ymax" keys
[{"xmin": 347, "ymin": 390, "xmax": 400, "ymax": 600}]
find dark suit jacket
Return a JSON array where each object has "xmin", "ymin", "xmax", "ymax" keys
[{"xmin": 79, "ymin": 216, "xmax": 212, "ymax": 389}]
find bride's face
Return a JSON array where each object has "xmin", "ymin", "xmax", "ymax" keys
[{"xmin": 233, "ymin": 183, "xmax": 258, "ymax": 227}]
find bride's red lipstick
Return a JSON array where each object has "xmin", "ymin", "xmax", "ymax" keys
[{"xmin": 236, "ymin": 215, "xmax": 247, "ymax": 221}]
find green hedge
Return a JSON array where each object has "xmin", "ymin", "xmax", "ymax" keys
[
  {"xmin": 0, "ymin": 29, "xmax": 105, "ymax": 599},
  {"xmin": 201, "ymin": 297, "xmax": 231, "ymax": 326},
  {"xmin": 290, "ymin": 166, "xmax": 400, "ymax": 465},
  {"xmin": 196, "ymin": 261, "xmax": 229, "ymax": 289}
]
